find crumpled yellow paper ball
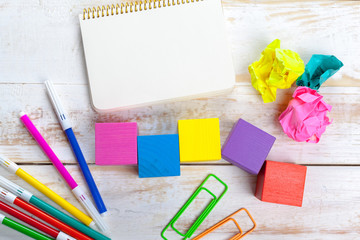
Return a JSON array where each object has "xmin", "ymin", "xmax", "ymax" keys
[{"xmin": 249, "ymin": 39, "xmax": 305, "ymax": 103}]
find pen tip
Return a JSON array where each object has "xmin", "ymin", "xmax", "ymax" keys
[{"xmin": 19, "ymin": 111, "xmax": 26, "ymax": 118}]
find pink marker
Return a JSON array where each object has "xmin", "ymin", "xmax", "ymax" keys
[{"xmin": 19, "ymin": 112, "xmax": 109, "ymax": 233}]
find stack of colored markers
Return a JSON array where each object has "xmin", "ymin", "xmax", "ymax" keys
[{"xmin": 0, "ymin": 81, "xmax": 110, "ymax": 240}]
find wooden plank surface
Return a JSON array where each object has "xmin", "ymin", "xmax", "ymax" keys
[
  {"xmin": 0, "ymin": 0, "xmax": 359, "ymax": 239},
  {"xmin": 1, "ymin": 165, "xmax": 360, "ymax": 239},
  {"xmin": 0, "ymin": 1, "xmax": 359, "ymax": 86},
  {"xmin": 0, "ymin": 84, "xmax": 359, "ymax": 165}
]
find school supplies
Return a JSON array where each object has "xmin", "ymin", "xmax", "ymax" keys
[
  {"xmin": 0, "ymin": 212, "xmax": 53, "ymax": 240},
  {"xmin": 138, "ymin": 134, "xmax": 180, "ymax": 178},
  {"xmin": 297, "ymin": 54, "xmax": 343, "ymax": 90},
  {"xmin": 45, "ymin": 80, "xmax": 107, "ymax": 215},
  {"xmin": 95, "ymin": 122, "xmax": 138, "ymax": 165},
  {"xmin": 222, "ymin": 119, "xmax": 276, "ymax": 175},
  {"xmin": 161, "ymin": 174, "xmax": 228, "ymax": 240},
  {"xmin": 0, "ymin": 186, "xmax": 92, "ymax": 240},
  {"xmin": 178, "ymin": 118, "xmax": 221, "ymax": 162},
  {"xmin": 19, "ymin": 113, "xmax": 109, "ymax": 233},
  {"xmin": 79, "ymin": 0, "xmax": 235, "ymax": 112},
  {"xmin": 279, "ymin": 87, "xmax": 332, "ymax": 143},
  {"xmin": 0, "ymin": 200, "xmax": 76, "ymax": 240},
  {"xmin": 0, "ymin": 155, "xmax": 93, "ymax": 227},
  {"xmin": 256, "ymin": 161, "xmax": 307, "ymax": 207},
  {"xmin": 0, "ymin": 175, "xmax": 110, "ymax": 240},
  {"xmin": 249, "ymin": 39, "xmax": 305, "ymax": 103},
  {"xmin": 192, "ymin": 208, "xmax": 256, "ymax": 240}
]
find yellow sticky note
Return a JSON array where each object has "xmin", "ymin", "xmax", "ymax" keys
[
  {"xmin": 178, "ymin": 118, "xmax": 221, "ymax": 162},
  {"xmin": 249, "ymin": 39, "xmax": 305, "ymax": 103}
]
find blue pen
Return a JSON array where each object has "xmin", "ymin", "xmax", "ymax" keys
[{"xmin": 45, "ymin": 80, "xmax": 107, "ymax": 215}]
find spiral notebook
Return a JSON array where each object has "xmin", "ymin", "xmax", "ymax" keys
[{"xmin": 79, "ymin": 0, "xmax": 235, "ymax": 112}]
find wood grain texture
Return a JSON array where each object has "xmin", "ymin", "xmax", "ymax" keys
[
  {"xmin": 255, "ymin": 161, "xmax": 307, "ymax": 207},
  {"xmin": 0, "ymin": 0, "xmax": 360, "ymax": 239},
  {"xmin": 223, "ymin": 0, "xmax": 360, "ymax": 87},
  {"xmin": 0, "ymin": 1, "xmax": 359, "ymax": 86},
  {"xmin": 0, "ymin": 84, "xmax": 359, "ymax": 165},
  {"xmin": 0, "ymin": 165, "xmax": 359, "ymax": 239}
]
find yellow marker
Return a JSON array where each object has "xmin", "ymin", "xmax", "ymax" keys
[
  {"xmin": 178, "ymin": 118, "xmax": 221, "ymax": 162},
  {"xmin": 0, "ymin": 155, "xmax": 94, "ymax": 227}
]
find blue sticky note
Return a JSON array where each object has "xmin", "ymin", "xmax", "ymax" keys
[
  {"xmin": 138, "ymin": 134, "xmax": 180, "ymax": 178},
  {"xmin": 296, "ymin": 54, "xmax": 343, "ymax": 90}
]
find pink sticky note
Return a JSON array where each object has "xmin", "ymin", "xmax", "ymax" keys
[{"xmin": 95, "ymin": 122, "xmax": 138, "ymax": 165}]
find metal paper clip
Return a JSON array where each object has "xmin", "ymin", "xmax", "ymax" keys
[
  {"xmin": 161, "ymin": 174, "xmax": 228, "ymax": 240},
  {"xmin": 192, "ymin": 208, "xmax": 256, "ymax": 240}
]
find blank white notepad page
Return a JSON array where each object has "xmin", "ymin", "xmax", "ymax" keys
[{"xmin": 79, "ymin": 0, "xmax": 235, "ymax": 112}]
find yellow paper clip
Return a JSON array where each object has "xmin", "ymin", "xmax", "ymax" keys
[{"xmin": 192, "ymin": 208, "xmax": 256, "ymax": 240}]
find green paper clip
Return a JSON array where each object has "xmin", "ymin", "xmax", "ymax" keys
[{"xmin": 161, "ymin": 174, "xmax": 228, "ymax": 240}]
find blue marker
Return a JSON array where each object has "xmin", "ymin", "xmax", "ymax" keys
[{"xmin": 45, "ymin": 80, "xmax": 107, "ymax": 215}]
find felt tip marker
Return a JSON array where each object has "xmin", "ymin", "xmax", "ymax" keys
[
  {"xmin": 0, "ymin": 155, "xmax": 94, "ymax": 227},
  {"xmin": 19, "ymin": 113, "xmax": 109, "ymax": 233},
  {"xmin": 0, "ymin": 200, "xmax": 76, "ymax": 240},
  {"xmin": 0, "ymin": 185, "xmax": 93, "ymax": 240},
  {"xmin": 0, "ymin": 174, "xmax": 111, "ymax": 240},
  {"xmin": 0, "ymin": 212, "xmax": 53, "ymax": 240},
  {"xmin": 45, "ymin": 80, "xmax": 107, "ymax": 215}
]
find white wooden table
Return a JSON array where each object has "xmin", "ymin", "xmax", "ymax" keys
[{"xmin": 1, "ymin": 0, "xmax": 360, "ymax": 239}]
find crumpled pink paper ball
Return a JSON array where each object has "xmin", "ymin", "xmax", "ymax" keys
[{"xmin": 279, "ymin": 86, "xmax": 332, "ymax": 143}]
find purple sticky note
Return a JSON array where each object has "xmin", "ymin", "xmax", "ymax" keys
[{"xmin": 222, "ymin": 119, "xmax": 276, "ymax": 175}]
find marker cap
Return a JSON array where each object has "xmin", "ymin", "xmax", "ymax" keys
[{"xmin": 0, "ymin": 155, "xmax": 19, "ymax": 174}]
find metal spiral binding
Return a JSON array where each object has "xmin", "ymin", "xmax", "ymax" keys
[{"xmin": 83, "ymin": 0, "xmax": 200, "ymax": 20}]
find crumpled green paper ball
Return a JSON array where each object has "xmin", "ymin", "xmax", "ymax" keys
[{"xmin": 296, "ymin": 54, "xmax": 343, "ymax": 90}]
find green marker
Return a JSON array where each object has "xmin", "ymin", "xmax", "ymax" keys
[
  {"xmin": 0, "ymin": 212, "xmax": 52, "ymax": 240},
  {"xmin": 0, "ymin": 175, "xmax": 110, "ymax": 240}
]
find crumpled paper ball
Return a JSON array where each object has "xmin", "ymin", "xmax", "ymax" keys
[
  {"xmin": 279, "ymin": 86, "xmax": 332, "ymax": 143},
  {"xmin": 249, "ymin": 39, "xmax": 305, "ymax": 103},
  {"xmin": 297, "ymin": 54, "xmax": 343, "ymax": 90}
]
